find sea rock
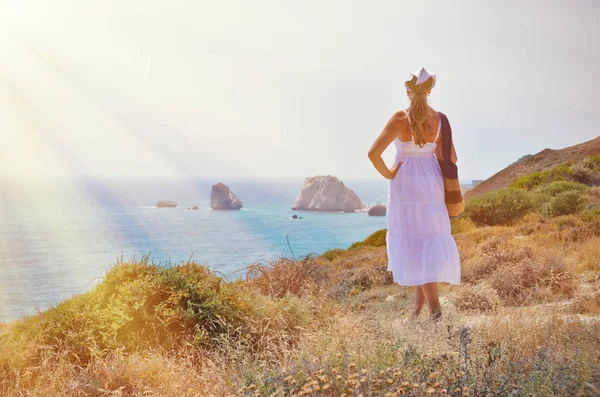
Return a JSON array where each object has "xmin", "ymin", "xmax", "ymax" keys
[
  {"xmin": 368, "ymin": 204, "xmax": 387, "ymax": 216},
  {"xmin": 157, "ymin": 200, "xmax": 177, "ymax": 208},
  {"xmin": 292, "ymin": 175, "xmax": 365, "ymax": 212},
  {"xmin": 192, "ymin": 206, "xmax": 199, "ymax": 210},
  {"xmin": 210, "ymin": 183, "xmax": 243, "ymax": 210}
]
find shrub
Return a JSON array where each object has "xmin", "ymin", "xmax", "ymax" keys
[
  {"xmin": 348, "ymin": 229, "xmax": 387, "ymax": 250},
  {"xmin": 2, "ymin": 259, "xmax": 311, "ymax": 368},
  {"xmin": 582, "ymin": 154, "xmax": 600, "ymax": 168},
  {"xmin": 489, "ymin": 255, "xmax": 576, "ymax": 306},
  {"xmin": 530, "ymin": 192, "xmax": 553, "ymax": 217},
  {"xmin": 534, "ymin": 181, "xmax": 588, "ymax": 196},
  {"xmin": 579, "ymin": 208, "xmax": 600, "ymax": 222},
  {"xmin": 518, "ymin": 211, "xmax": 544, "ymax": 225},
  {"xmin": 245, "ymin": 254, "xmax": 330, "ymax": 298},
  {"xmin": 571, "ymin": 289, "xmax": 600, "ymax": 314},
  {"xmin": 321, "ymin": 248, "xmax": 345, "ymax": 262},
  {"xmin": 570, "ymin": 162, "xmax": 595, "ymax": 184},
  {"xmin": 464, "ymin": 188, "xmax": 536, "ymax": 226},
  {"xmin": 550, "ymin": 211, "xmax": 600, "ymax": 242},
  {"xmin": 510, "ymin": 164, "xmax": 572, "ymax": 190},
  {"xmin": 331, "ymin": 262, "xmax": 394, "ymax": 298},
  {"xmin": 451, "ymin": 216, "xmax": 477, "ymax": 234},
  {"xmin": 549, "ymin": 190, "xmax": 587, "ymax": 216},
  {"xmin": 450, "ymin": 283, "xmax": 500, "ymax": 312},
  {"xmin": 463, "ymin": 235, "xmax": 535, "ymax": 283}
]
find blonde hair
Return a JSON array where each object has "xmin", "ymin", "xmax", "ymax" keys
[{"xmin": 403, "ymin": 76, "xmax": 436, "ymax": 148}]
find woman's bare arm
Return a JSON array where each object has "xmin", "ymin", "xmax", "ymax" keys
[{"xmin": 368, "ymin": 111, "xmax": 405, "ymax": 179}]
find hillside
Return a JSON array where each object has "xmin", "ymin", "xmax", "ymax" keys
[{"xmin": 465, "ymin": 136, "xmax": 600, "ymax": 199}]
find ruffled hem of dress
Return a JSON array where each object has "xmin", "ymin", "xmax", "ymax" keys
[{"xmin": 392, "ymin": 277, "xmax": 461, "ymax": 287}]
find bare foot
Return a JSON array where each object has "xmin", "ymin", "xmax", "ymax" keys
[
  {"xmin": 402, "ymin": 314, "xmax": 420, "ymax": 325},
  {"xmin": 430, "ymin": 308, "xmax": 442, "ymax": 322}
]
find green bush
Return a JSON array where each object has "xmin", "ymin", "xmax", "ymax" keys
[
  {"xmin": 534, "ymin": 181, "xmax": 588, "ymax": 196},
  {"xmin": 348, "ymin": 229, "xmax": 387, "ymax": 250},
  {"xmin": 321, "ymin": 248, "xmax": 346, "ymax": 261},
  {"xmin": 2, "ymin": 259, "xmax": 309, "ymax": 366},
  {"xmin": 570, "ymin": 163, "xmax": 595, "ymax": 185},
  {"xmin": 550, "ymin": 190, "xmax": 588, "ymax": 216},
  {"xmin": 450, "ymin": 216, "xmax": 477, "ymax": 234},
  {"xmin": 582, "ymin": 154, "xmax": 600, "ymax": 170},
  {"xmin": 464, "ymin": 188, "xmax": 536, "ymax": 226},
  {"xmin": 579, "ymin": 208, "xmax": 600, "ymax": 222},
  {"xmin": 529, "ymin": 192, "xmax": 553, "ymax": 217},
  {"xmin": 510, "ymin": 163, "xmax": 573, "ymax": 190}
]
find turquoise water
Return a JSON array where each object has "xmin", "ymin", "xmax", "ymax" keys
[{"xmin": 0, "ymin": 177, "xmax": 390, "ymax": 322}]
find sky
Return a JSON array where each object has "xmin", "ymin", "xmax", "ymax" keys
[{"xmin": 0, "ymin": 0, "xmax": 599, "ymax": 183}]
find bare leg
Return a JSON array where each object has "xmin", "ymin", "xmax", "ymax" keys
[
  {"xmin": 421, "ymin": 282, "xmax": 442, "ymax": 320},
  {"xmin": 402, "ymin": 286, "xmax": 426, "ymax": 325},
  {"xmin": 411, "ymin": 286, "xmax": 426, "ymax": 318}
]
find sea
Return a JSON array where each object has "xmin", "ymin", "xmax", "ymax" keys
[{"xmin": 0, "ymin": 176, "xmax": 396, "ymax": 323}]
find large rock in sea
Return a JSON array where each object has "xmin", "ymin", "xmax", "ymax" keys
[
  {"xmin": 210, "ymin": 183, "xmax": 243, "ymax": 210},
  {"xmin": 157, "ymin": 200, "xmax": 177, "ymax": 208},
  {"xmin": 368, "ymin": 204, "xmax": 387, "ymax": 216},
  {"xmin": 292, "ymin": 175, "xmax": 365, "ymax": 212}
]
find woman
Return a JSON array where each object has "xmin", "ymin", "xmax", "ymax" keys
[{"xmin": 367, "ymin": 67, "xmax": 461, "ymax": 322}]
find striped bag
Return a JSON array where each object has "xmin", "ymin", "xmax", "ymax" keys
[{"xmin": 438, "ymin": 112, "xmax": 465, "ymax": 218}]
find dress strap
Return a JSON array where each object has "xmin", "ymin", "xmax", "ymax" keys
[{"xmin": 433, "ymin": 112, "xmax": 442, "ymax": 142}]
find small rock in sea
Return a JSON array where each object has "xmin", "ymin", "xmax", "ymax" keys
[
  {"xmin": 368, "ymin": 204, "xmax": 386, "ymax": 216},
  {"xmin": 192, "ymin": 206, "xmax": 199, "ymax": 210},
  {"xmin": 157, "ymin": 200, "xmax": 177, "ymax": 208},
  {"xmin": 292, "ymin": 214, "xmax": 298, "ymax": 219}
]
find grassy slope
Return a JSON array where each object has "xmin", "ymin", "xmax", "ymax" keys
[
  {"xmin": 2, "ymin": 157, "xmax": 600, "ymax": 396},
  {"xmin": 465, "ymin": 136, "xmax": 600, "ymax": 199}
]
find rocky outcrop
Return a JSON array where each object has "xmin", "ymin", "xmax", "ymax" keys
[
  {"xmin": 210, "ymin": 183, "xmax": 243, "ymax": 210},
  {"xmin": 157, "ymin": 200, "xmax": 177, "ymax": 208},
  {"xmin": 292, "ymin": 175, "xmax": 364, "ymax": 212},
  {"xmin": 368, "ymin": 204, "xmax": 387, "ymax": 216}
]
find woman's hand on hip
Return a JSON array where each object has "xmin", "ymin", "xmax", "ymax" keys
[{"xmin": 388, "ymin": 161, "xmax": 402, "ymax": 180}]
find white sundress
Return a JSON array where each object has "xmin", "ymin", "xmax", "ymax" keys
[{"xmin": 385, "ymin": 110, "xmax": 461, "ymax": 286}]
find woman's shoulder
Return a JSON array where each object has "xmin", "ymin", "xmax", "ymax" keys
[
  {"xmin": 392, "ymin": 109, "xmax": 409, "ymax": 120},
  {"xmin": 384, "ymin": 110, "xmax": 409, "ymax": 128}
]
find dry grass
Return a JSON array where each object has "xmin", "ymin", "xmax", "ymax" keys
[
  {"xmin": 449, "ymin": 282, "xmax": 501, "ymax": 313},
  {"xmin": 244, "ymin": 254, "xmax": 331, "ymax": 298}
]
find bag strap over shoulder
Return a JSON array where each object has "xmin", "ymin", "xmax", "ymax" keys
[
  {"xmin": 438, "ymin": 112, "xmax": 452, "ymax": 163},
  {"xmin": 438, "ymin": 112, "xmax": 458, "ymax": 178}
]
